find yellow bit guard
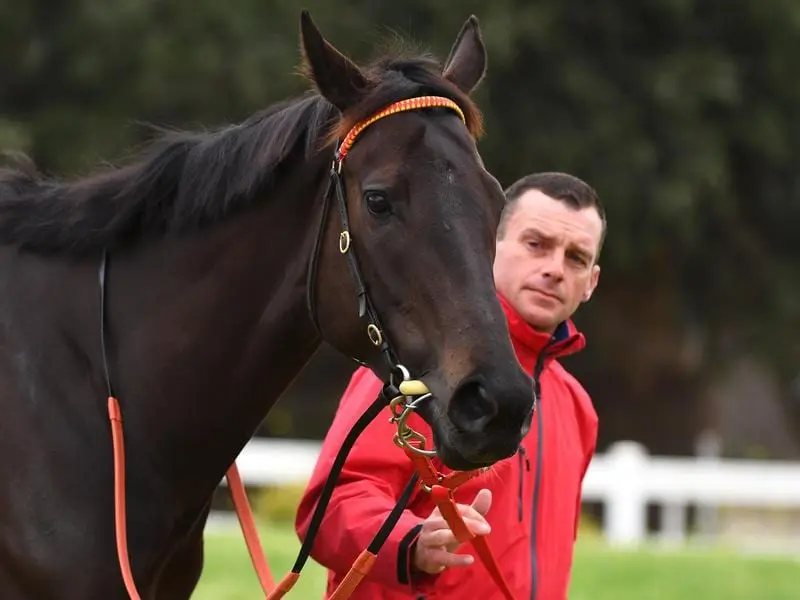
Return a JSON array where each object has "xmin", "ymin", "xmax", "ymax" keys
[{"xmin": 398, "ymin": 380, "xmax": 429, "ymax": 396}]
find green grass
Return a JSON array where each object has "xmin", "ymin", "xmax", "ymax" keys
[
  {"xmin": 569, "ymin": 535, "xmax": 799, "ymax": 600},
  {"xmin": 193, "ymin": 523, "xmax": 799, "ymax": 599},
  {"xmin": 193, "ymin": 521, "xmax": 326, "ymax": 599}
]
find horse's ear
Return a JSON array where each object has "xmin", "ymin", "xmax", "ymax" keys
[
  {"xmin": 442, "ymin": 15, "xmax": 487, "ymax": 95},
  {"xmin": 299, "ymin": 11, "xmax": 369, "ymax": 111}
]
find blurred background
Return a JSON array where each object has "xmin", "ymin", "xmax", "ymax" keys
[{"xmin": 2, "ymin": 1, "xmax": 799, "ymax": 598}]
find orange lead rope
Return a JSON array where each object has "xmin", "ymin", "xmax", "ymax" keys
[
  {"xmin": 404, "ymin": 450, "xmax": 517, "ymax": 600},
  {"xmin": 225, "ymin": 463, "xmax": 276, "ymax": 594},
  {"xmin": 108, "ymin": 396, "xmax": 278, "ymax": 599},
  {"xmin": 107, "ymin": 396, "xmax": 143, "ymax": 600}
]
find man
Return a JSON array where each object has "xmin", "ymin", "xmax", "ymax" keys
[{"xmin": 295, "ymin": 172, "xmax": 605, "ymax": 599}]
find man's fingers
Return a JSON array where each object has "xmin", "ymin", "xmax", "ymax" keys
[
  {"xmin": 423, "ymin": 547, "xmax": 475, "ymax": 570},
  {"xmin": 422, "ymin": 521, "xmax": 488, "ymax": 554},
  {"xmin": 426, "ymin": 489, "xmax": 492, "ymax": 524},
  {"xmin": 421, "ymin": 528, "xmax": 458, "ymax": 548},
  {"xmin": 457, "ymin": 502, "xmax": 491, "ymax": 524},
  {"xmin": 421, "ymin": 517, "xmax": 451, "ymax": 533},
  {"xmin": 420, "ymin": 511, "xmax": 492, "ymax": 537},
  {"xmin": 470, "ymin": 488, "xmax": 492, "ymax": 516},
  {"xmin": 416, "ymin": 492, "xmax": 495, "ymax": 575},
  {"xmin": 454, "ymin": 505, "xmax": 492, "ymax": 532}
]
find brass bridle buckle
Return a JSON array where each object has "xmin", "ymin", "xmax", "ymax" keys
[{"xmin": 387, "ymin": 366, "xmax": 437, "ymax": 457}]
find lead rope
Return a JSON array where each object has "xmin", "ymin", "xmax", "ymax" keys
[
  {"xmin": 100, "ymin": 249, "xmax": 142, "ymax": 600},
  {"xmin": 226, "ymin": 463, "xmax": 276, "ymax": 594},
  {"xmin": 107, "ymin": 396, "xmax": 142, "ymax": 600},
  {"xmin": 99, "ymin": 241, "xmax": 405, "ymax": 600},
  {"xmin": 403, "ymin": 450, "xmax": 516, "ymax": 600},
  {"xmin": 101, "ymin": 247, "xmax": 276, "ymax": 598},
  {"xmin": 108, "ymin": 403, "xmax": 278, "ymax": 599},
  {"xmin": 102, "ymin": 282, "xmax": 398, "ymax": 600}
]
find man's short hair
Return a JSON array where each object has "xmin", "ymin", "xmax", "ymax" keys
[{"xmin": 498, "ymin": 172, "xmax": 607, "ymax": 260}]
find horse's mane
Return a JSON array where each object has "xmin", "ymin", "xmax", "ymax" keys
[{"xmin": 0, "ymin": 47, "xmax": 482, "ymax": 257}]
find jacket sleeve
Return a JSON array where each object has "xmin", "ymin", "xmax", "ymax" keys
[{"xmin": 294, "ymin": 367, "xmax": 436, "ymax": 592}]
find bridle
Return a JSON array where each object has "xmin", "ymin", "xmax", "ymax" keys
[{"xmin": 101, "ymin": 95, "xmax": 518, "ymax": 600}]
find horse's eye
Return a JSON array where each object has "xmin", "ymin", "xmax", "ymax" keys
[{"xmin": 364, "ymin": 190, "xmax": 391, "ymax": 217}]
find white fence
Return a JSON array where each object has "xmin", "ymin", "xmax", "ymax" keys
[
  {"xmin": 581, "ymin": 441, "xmax": 800, "ymax": 547},
  {"xmin": 218, "ymin": 438, "xmax": 800, "ymax": 548}
]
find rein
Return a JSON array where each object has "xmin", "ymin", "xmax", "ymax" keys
[{"xmin": 101, "ymin": 95, "xmax": 517, "ymax": 600}]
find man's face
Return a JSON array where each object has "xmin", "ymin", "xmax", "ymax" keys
[{"xmin": 493, "ymin": 189, "xmax": 603, "ymax": 333}]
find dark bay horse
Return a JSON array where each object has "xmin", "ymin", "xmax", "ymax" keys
[{"xmin": 0, "ymin": 12, "xmax": 534, "ymax": 599}]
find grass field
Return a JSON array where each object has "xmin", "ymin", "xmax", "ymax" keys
[{"xmin": 193, "ymin": 522, "xmax": 799, "ymax": 599}]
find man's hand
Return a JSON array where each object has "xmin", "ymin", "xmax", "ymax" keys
[{"xmin": 412, "ymin": 489, "xmax": 492, "ymax": 575}]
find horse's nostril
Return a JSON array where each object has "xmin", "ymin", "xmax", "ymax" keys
[{"xmin": 447, "ymin": 379, "xmax": 498, "ymax": 434}]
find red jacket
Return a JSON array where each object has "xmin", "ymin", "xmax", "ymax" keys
[{"xmin": 295, "ymin": 293, "xmax": 598, "ymax": 600}]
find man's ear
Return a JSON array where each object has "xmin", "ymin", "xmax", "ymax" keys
[
  {"xmin": 583, "ymin": 265, "xmax": 601, "ymax": 302},
  {"xmin": 442, "ymin": 15, "xmax": 488, "ymax": 95},
  {"xmin": 299, "ymin": 10, "xmax": 369, "ymax": 111}
]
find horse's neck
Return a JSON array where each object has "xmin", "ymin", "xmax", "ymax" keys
[{"xmin": 105, "ymin": 165, "xmax": 328, "ymax": 504}]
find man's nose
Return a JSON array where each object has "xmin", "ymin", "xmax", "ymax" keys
[{"xmin": 541, "ymin": 249, "xmax": 565, "ymax": 280}]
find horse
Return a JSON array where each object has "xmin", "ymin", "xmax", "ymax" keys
[{"xmin": 0, "ymin": 11, "xmax": 534, "ymax": 599}]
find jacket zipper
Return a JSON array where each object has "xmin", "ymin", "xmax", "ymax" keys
[
  {"xmin": 518, "ymin": 446, "xmax": 530, "ymax": 522},
  {"xmin": 529, "ymin": 352, "xmax": 547, "ymax": 600}
]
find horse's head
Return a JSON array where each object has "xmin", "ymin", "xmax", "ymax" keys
[{"xmin": 302, "ymin": 12, "xmax": 534, "ymax": 471}]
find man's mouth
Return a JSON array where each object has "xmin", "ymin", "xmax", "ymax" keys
[{"xmin": 528, "ymin": 288, "xmax": 562, "ymax": 302}]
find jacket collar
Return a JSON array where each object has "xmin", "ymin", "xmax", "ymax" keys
[{"xmin": 497, "ymin": 292, "xmax": 586, "ymax": 371}]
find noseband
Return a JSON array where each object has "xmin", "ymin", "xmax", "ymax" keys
[{"xmin": 100, "ymin": 95, "xmax": 517, "ymax": 600}]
